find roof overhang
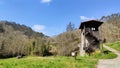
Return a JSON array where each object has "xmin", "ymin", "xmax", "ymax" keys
[{"xmin": 79, "ymin": 20, "xmax": 103, "ymax": 29}]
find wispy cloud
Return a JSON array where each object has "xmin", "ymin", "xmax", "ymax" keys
[
  {"xmin": 80, "ymin": 16, "xmax": 95, "ymax": 21},
  {"xmin": 32, "ymin": 25, "xmax": 45, "ymax": 33},
  {"xmin": 40, "ymin": 0, "xmax": 52, "ymax": 3}
]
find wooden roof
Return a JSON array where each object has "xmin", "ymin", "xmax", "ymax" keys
[{"xmin": 79, "ymin": 20, "xmax": 103, "ymax": 29}]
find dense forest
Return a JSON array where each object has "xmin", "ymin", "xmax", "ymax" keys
[
  {"xmin": 100, "ymin": 13, "xmax": 120, "ymax": 42},
  {"xmin": 0, "ymin": 21, "xmax": 52, "ymax": 58},
  {"xmin": 0, "ymin": 13, "xmax": 120, "ymax": 58}
]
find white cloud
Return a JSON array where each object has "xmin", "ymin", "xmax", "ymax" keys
[
  {"xmin": 32, "ymin": 25, "xmax": 45, "ymax": 33},
  {"xmin": 40, "ymin": 0, "xmax": 52, "ymax": 3},
  {"xmin": 80, "ymin": 16, "xmax": 95, "ymax": 21}
]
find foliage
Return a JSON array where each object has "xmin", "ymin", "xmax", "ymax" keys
[
  {"xmin": 100, "ymin": 13, "xmax": 120, "ymax": 42},
  {"xmin": 0, "ymin": 12, "xmax": 120, "ymax": 57},
  {"xmin": 53, "ymin": 30, "xmax": 81, "ymax": 56},
  {"xmin": 0, "ymin": 21, "xmax": 52, "ymax": 58}
]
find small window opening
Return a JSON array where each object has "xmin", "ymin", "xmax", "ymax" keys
[{"xmin": 91, "ymin": 28, "xmax": 95, "ymax": 31}]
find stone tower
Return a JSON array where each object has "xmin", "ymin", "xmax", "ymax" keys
[{"xmin": 79, "ymin": 20, "xmax": 103, "ymax": 56}]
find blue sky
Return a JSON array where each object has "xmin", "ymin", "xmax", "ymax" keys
[{"xmin": 0, "ymin": 0, "xmax": 120, "ymax": 36}]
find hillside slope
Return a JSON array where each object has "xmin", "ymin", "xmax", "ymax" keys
[
  {"xmin": 52, "ymin": 13, "xmax": 120, "ymax": 56},
  {"xmin": 0, "ymin": 21, "xmax": 51, "ymax": 58},
  {"xmin": 100, "ymin": 13, "xmax": 120, "ymax": 42}
]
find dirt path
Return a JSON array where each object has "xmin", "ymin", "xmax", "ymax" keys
[{"xmin": 97, "ymin": 44, "xmax": 120, "ymax": 68}]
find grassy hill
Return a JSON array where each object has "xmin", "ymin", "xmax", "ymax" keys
[
  {"xmin": 0, "ymin": 49, "xmax": 117, "ymax": 68},
  {"xmin": 106, "ymin": 41, "xmax": 120, "ymax": 51}
]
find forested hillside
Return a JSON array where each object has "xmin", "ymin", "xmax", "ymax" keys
[
  {"xmin": 52, "ymin": 30, "xmax": 81, "ymax": 56},
  {"xmin": 0, "ymin": 13, "xmax": 120, "ymax": 57},
  {"xmin": 100, "ymin": 13, "xmax": 120, "ymax": 42},
  {"xmin": 52, "ymin": 13, "xmax": 120, "ymax": 56},
  {"xmin": 0, "ymin": 21, "xmax": 52, "ymax": 58}
]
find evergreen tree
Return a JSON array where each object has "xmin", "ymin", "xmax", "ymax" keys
[{"xmin": 66, "ymin": 22, "xmax": 75, "ymax": 32}]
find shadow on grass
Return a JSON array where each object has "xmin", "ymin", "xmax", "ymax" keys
[{"xmin": 103, "ymin": 50, "xmax": 111, "ymax": 54}]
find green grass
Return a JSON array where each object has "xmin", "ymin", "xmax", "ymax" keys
[
  {"xmin": 0, "ymin": 50, "xmax": 117, "ymax": 68},
  {"xmin": 106, "ymin": 41, "xmax": 120, "ymax": 51}
]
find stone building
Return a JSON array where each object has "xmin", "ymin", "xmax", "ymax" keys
[{"xmin": 79, "ymin": 20, "xmax": 103, "ymax": 56}]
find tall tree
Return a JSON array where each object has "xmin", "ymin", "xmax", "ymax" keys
[{"xmin": 66, "ymin": 22, "xmax": 75, "ymax": 32}]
